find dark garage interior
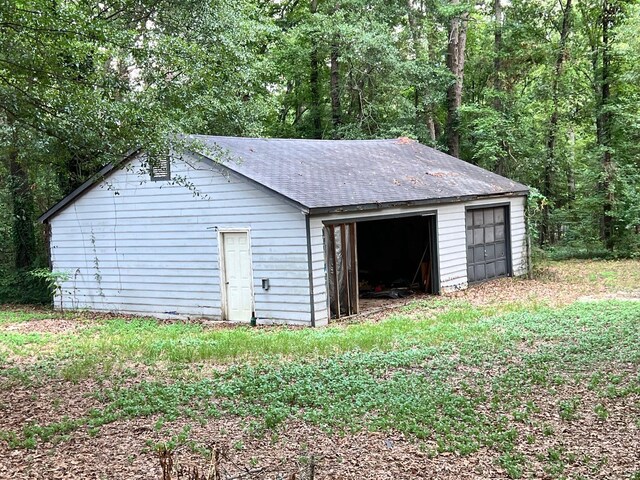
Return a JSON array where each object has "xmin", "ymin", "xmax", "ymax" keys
[{"xmin": 357, "ymin": 215, "xmax": 438, "ymax": 296}]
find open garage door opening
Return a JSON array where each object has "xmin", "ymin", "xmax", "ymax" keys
[{"xmin": 325, "ymin": 215, "xmax": 439, "ymax": 320}]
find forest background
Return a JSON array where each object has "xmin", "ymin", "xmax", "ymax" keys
[{"xmin": 1, "ymin": 0, "xmax": 639, "ymax": 302}]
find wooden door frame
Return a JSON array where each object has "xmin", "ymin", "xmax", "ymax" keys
[
  {"xmin": 217, "ymin": 228, "xmax": 255, "ymax": 321},
  {"xmin": 323, "ymin": 222, "xmax": 359, "ymax": 319}
]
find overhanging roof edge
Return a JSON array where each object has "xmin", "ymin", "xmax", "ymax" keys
[{"xmin": 307, "ymin": 189, "xmax": 530, "ymax": 216}]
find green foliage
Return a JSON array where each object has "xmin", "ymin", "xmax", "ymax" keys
[
  {"xmin": 0, "ymin": 268, "xmax": 50, "ymax": 304},
  {"xmin": 525, "ymin": 187, "xmax": 547, "ymax": 247},
  {"xmin": 1, "ymin": 0, "xmax": 640, "ymax": 280},
  {"xmin": 29, "ymin": 268, "xmax": 70, "ymax": 297},
  {"xmin": 498, "ymin": 452, "xmax": 526, "ymax": 479},
  {"xmin": 558, "ymin": 397, "xmax": 581, "ymax": 421}
]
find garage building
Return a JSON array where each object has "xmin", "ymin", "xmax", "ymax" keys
[{"xmin": 39, "ymin": 136, "xmax": 530, "ymax": 326}]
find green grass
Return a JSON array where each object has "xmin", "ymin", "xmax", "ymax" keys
[
  {"xmin": 0, "ymin": 299, "xmax": 496, "ymax": 373},
  {"xmin": 0, "ymin": 299, "xmax": 548, "ymax": 385}
]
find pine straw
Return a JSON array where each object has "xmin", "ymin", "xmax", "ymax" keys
[{"xmin": 1, "ymin": 319, "xmax": 87, "ymax": 335}]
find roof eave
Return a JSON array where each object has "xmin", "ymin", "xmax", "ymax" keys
[{"xmin": 307, "ymin": 189, "xmax": 530, "ymax": 216}]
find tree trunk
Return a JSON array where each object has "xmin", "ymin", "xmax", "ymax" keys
[
  {"xmin": 493, "ymin": 0, "xmax": 508, "ymax": 176},
  {"xmin": 279, "ymin": 80, "xmax": 294, "ymax": 124},
  {"xmin": 493, "ymin": 0, "xmax": 503, "ymax": 95},
  {"xmin": 598, "ymin": 0, "xmax": 615, "ymax": 250},
  {"xmin": 7, "ymin": 113, "xmax": 36, "ymax": 270},
  {"xmin": 541, "ymin": 0, "xmax": 573, "ymax": 246},
  {"xmin": 567, "ymin": 127, "xmax": 576, "ymax": 203},
  {"xmin": 309, "ymin": 0, "xmax": 322, "ymax": 139},
  {"xmin": 330, "ymin": 39, "xmax": 342, "ymax": 137},
  {"xmin": 406, "ymin": 1, "xmax": 439, "ymax": 144},
  {"xmin": 584, "ymin": 2, "xmax": 614, "ymax": 247},
  {"xmin": 445, "ymin": 0, "xmax": 468, "ymax": 158},
  {"xmin": 427, "ymin": 22, "xmax": 442, "ymax": 142}
]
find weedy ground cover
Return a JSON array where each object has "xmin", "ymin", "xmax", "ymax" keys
[{"xmin": 0, "ymin": 260, "xmax": 638, "ymax": 479}]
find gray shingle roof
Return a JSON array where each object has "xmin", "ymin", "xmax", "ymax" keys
[
  {"xmin": 193, "ymin": 135, "xmax": 529, "ymax": 213},
  {"xmin": 38, "ymin": 136, "xmax": 530, "ymax": 223}
]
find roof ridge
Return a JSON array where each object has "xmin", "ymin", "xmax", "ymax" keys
[{"xmin": 190, "ymin": 135, "xmax": 396, "ymax": 143}]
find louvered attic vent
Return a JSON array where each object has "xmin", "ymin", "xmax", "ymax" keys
[{"xmin": 150, "ymin": 155, "xmax": 171, "ymax": 181}]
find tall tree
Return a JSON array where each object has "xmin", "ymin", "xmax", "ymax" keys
[
  {"xmin": 6, "ymin": 113, "xmax": 36, "ymax": 269},
  {"xmin": 330, "ymin": 39, "xmax": 342, "ymax": 136},
  {"xmin": 309, "ymin": 0, "xmax": 323, "ymax": 139},
  {"xmin": 540, "ymin": 0, "xmax": 573, "ymax": 246},
  {"xmin": 445, "ymin": 0, "xmax": 468, "ymax": 158},
  {"xmin": 492, "ymin": 0, "xmax": 508, "ymax": 175},
  {"xmin": 599, "ymin": 0, "xmax": 615, "ymax": 249}
]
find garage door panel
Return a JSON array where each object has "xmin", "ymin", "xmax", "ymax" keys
[
  {"xmin": 466, "ymin": 229, "xmax": 473, "ymax": 246},
  {"xmin": 466, "ymin": 206, "xmax": 510, "ymax": 284},
  {"xmin": 484, "ymin": 209, "xmax": 494, "ymax": 224},
  {"xmin": 485, "ymin": 226, "xmax": 495, "ymax": 242},
  {"xmin": 474, "ymin": 227, "xmax": 484, "ymax": 244},
  {"xmin": 486, "ymin": 263, "xmax": 496, "ymax": 278}
]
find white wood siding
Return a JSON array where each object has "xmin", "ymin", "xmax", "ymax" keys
[
  {"xmin": 310, "ymin": 195, "xmax": 529, "ymax": 313},
  {"xmin": 48, "ymin": 154, "xmax": 313, "ymax": 325}
]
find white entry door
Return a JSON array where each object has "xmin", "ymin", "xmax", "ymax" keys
[{"xmin": 221, "ymin": 231, "xmax": 253, "ymax": 322}]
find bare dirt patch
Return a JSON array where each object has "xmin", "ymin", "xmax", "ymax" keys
[
  {"xmin": 0, "ymin": 378, "xmax": 102, "ymax": 431},
  {"xmin": 1, "ymin": 319, "xmax": 87, "ymax": 335},
  {"xmin": 0, "ymin": 415, "xmax": 504, "ymax": 479},
  {"xmin": 450, "ymin": 259, "xmax": 640, "ymax": 307},
  {"xmin": 511, "ymin": 379, "xmax": 640, "ymax": 479}
]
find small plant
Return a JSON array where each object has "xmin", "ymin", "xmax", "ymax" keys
[
  {"xmin": 594, "ymin": 403, "xmax": 609, "ymax": 420},
  {"xmin": 558, "ymin": 397, "xmax": 580, "ymax": 421},
  {"xmin": 542, "ymin": 424, "xmax": 555, "ymax": 436},
  {"xmin": 29, "ymin": 268, "xmax": 71, "ymax": 312},
  {"xmin": 542, "ymin": 445, "xmax": 576, "ymax": 477},
  {"xmin": 90, "ymin": 229, "xmax": 105, "ymax": 297},
  {"xmin": 498, "ymin": 452, "xmax": 525, "ymax": 479},
  {"xmin": 157, "ymin": 444, "xmax": 174, "ymax": 480}
]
